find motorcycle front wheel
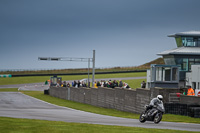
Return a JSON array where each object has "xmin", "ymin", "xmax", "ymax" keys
[
  {"xmin": 139, "ymin": 112, "xmax": 146, "ymax": 123},
  {"xmin": 154, "ymin": 113, "xmax": 162, "ymax": 124}
]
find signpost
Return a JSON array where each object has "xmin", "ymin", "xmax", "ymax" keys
[{"xmin": 38, "ymin": 50, "xmax": 95, "ymax": 87}]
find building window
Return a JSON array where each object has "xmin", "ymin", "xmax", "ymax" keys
[
  {"xmin": 182, "ymin": 58, "xmax": 188, "ymax": 71},
  {"xmin": 163, "ymin": 67, "xmax": 171, "ymax": 81},
  {"xmin": 175, "ymin": 58, "xmax": 200, "ymax": 71},
  {"xmin": 195, "ymin": 58, "xmax": 200, "ymax": 64},
  {"xmin": 155, "ymin": 66, "xmax": 178, "ymax": 82},
  {"xmin": 192, "ymin": 82, "xmax": 196, "ymax": 90},
  {"xmin": 189, "ymin": 58, "xmax": 195, "ymax": 71},
  {"xmin": 181, "ymin": 37, "xmax": 200, "ymax": 47}
]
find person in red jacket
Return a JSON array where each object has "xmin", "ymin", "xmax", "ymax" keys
[{"xmin": 187, "ymin": 86, "xmax": 195, "ymax": 96}]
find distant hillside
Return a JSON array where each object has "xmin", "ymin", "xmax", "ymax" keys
[
  {"xmin": 138, "ymin": 57, "xmax": 165, "ymax": 69},
  {"xmin": 0, "ymin": 58, "xmax": 165, "ymax": 75}
]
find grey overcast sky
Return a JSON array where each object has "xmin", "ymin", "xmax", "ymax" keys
[{"xmin": 1, "ymin": 0, "xmax": 200, "ymax": 70}]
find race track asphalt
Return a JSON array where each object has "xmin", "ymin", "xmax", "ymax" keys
[{"xmin": 0, "ymin": 92, "xmax": 200, "ymax": 132}]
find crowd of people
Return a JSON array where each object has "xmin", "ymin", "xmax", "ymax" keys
[
  {"xmin": 52, "ymin": 79, "xmax": 148, "ymax": 90},
  {"xmin": 54, "ymin": 80, "xmax": 135, "ymax": 89},
  {"xmin": 93, "ymin": 80, "xmax": 131, "ymax": 89}
]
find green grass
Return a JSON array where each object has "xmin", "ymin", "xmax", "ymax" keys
[
  {"xmin": 0, "ymin": 72, "xmax": 146, "ymax": 85},
  {"xmin": 0, "ymin": 117, "xmax": 195, "ymax": 133},
  {"xmin": 123, "ymin": 79, "xmax": 146, "ymax": 89}
]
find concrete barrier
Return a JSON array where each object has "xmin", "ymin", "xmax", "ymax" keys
[{"xmin": 49, "ymin": 86, "xmax": 200, "ymax": 114}]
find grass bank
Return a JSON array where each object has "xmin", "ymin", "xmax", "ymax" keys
[{"xmin": 0, "ymin": 117, "xmax": 194, "ymax": 133}]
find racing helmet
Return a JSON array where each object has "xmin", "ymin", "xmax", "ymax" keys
[{"xmin": 157, "ymin": 95, "xmax": 163, "ymax": 101}]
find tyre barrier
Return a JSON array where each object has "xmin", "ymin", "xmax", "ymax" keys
[
  {"xmin": 44, "ymin": 89, "xmax": 49, "ymax": 95},
  {"xmin": 164, "ymin": 103, "xmax": 200, "ymax": 118},
  {"xmin": 0, "ymin": 74, "xmax": 12, "ymax": 78}
]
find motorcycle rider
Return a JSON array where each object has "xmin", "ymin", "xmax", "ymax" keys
[{"xmin": 145, "ymin": 95, "xmax": 164, "ymax": 115}]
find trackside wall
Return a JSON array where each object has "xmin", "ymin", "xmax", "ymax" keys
[{"xmin": 49, "ymin": 87, "xmax": 182, "ymax": 113}]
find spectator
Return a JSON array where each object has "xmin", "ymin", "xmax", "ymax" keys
[
  {"xmin": 67, "ymin": 83, "xmax": 70, "ymax": 87},
  {"xmin": 73, "ymin": 81, "xmax": 77, "ymax": 87},
  {"xmin": 63, "ymin": 81, "xmax": 67, "ymax": 87},
  {"xmin": 119, "ymin": 80, "xmax": 123, "ymax": 87},
  {"xmin": 97, "ymin": 81, "xmax": 101, "ymax": 87},
  {"xmin": 56, "ymin": 83, "xmax": 60, "ymax": 87},
  {"xmin": 123, "ymin": 82, "xmax": 130, "ymax": 89},
  {"xmin": 108, "ymin": 80, "xmax": 114, "ymax": 88},
  {"xmin": 187, "ymin": 85, "xmax": 195, "ymax": 96},
  {"xmin": 94, "ymin": 81, "xmax": 98, "ymax": 88},
  {"xmin": 113, "ymin": 80, "xmax": 118, "ymax": 88},
  {"xmin": 45, "ymin": 80, "xmax": 48, "ymax": 85},
  {"xmin": 141, "ymin": 81, "xmax": 146, "ymax": 88},
  {"xmin": 82, "ymin": 82, "xmax": 87, "ymax": 87},
  {"xmin": 123, "ymin": 82, "xmax": 127, "ymax": 89},
  {"xmin": 107, "ymin": 81, "xmax": 110, "ymax": 88},
  {"xmin": 61, "ymin": 82, "xmax": 63, "ymax": 87},
  {"xmin": 100, "ymin": 80, "xmax": 104, "ymax": 87},
  {"xmin": 183, "ymin": 89, "xmax": 186, "ymax": 95},
  {"xmin": 72, "ymin": 81, "xmax": 74, "ymax": 87},
  {"xmin": 126, "ymin": 83, "xmax": 130, "ymax": 89},
  {"xmin": 104, "ymin": 81, "xmax": 107, "ymax": 87},
  {"xmin": 78, "ymin": 80, "xmax": 81, "ymax": 87}
]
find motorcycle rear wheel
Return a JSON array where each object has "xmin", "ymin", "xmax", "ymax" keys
[
  {"xmin": 154, "ymin": 113, "xmax": 162, "ymax": 124},
  {"xmin": 139, "ymin": 112, "xmax": 146, "ymax": 123}
]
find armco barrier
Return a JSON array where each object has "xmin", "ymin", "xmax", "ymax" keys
[{"xmin": 0, "ymin": 74, "xmax": 12, "ymax": 78}]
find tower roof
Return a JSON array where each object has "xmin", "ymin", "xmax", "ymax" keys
[
  {"xmin": 168, "ymin": 31, "xmax": 200, "ymax": 37},
  {"xmin": 157, "ymin": 47, "xmax": 200, "ymax": 56}
]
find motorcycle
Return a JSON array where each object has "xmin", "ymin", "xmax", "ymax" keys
[{"xmin": 139, "ymin": 103, "xmax": 165, "ymax": 124}]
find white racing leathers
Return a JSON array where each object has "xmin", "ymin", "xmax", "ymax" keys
[{"xmin": 149, "ymin": 98, "xmax": 165, "ymax": 113}]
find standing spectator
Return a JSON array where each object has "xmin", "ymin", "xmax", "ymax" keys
[
  {"xmin": 94, "ymin": 81, "xmax": 98, "ymax": 88},
  {"xmin": 73, "ymin": 81, "xmax": 77, "ymax": 87},
  {"xmin": 78, "ymin": 80, "xmax": 81, "ymax": 87},
  {"xmin": 187, "ymin": 85, "xmax": 195, "ymax": 96},
  {"xmin": 123, "ymin": 82, "xmax": 127, "ymax": 89},
  {"xmin": 97, "ymin": 81, "xmax": 101, "ymax": 87},
  {"xmin": 56, "ymin": 83, "xmax": 60, "ymax": 87},
  {"xmin": 126, "ymin": 83, "xmax": 130, "ymax": 89},
  {"xmin": 113, "ymin": 80, "xmax": 118, "ymax": 88},
  {"xmin": 119, "ymin": 80, "xmax": 123, "ymax": 87},
  {"xmin": 183, "ymin": 89, "xmax": 186, "ymax": 95},
  {"xmin": 107, "ymin": 81, "xmax": 110, "ymax": 88},
  {"xmin": 141, "ymin": 81, "xmax": 146, "ymax": 88},
  {"xmin": 63, "ymin": 81, "xmax": 67, "ymax": 87},
  {"xmin": 100, "ymin": 80, "xmax": 104, "ymax": 87},
  {"xmin": 82, "ymin": 82, "xmax": 86, "ymax": 87},
  {"xmin": 109, "ymin": 80, "xmax": 114, "ymax": 88},
  {"xmin": 104, "ymin": 81, "xmax": 107, "ymax": 87},
  {"xmin": 72, "ymin": 81, "xmax": 74, "ymax": 87},
  {"xmin": 67, "ymin": 83, "xmax": 70, "ymax": 87}
]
